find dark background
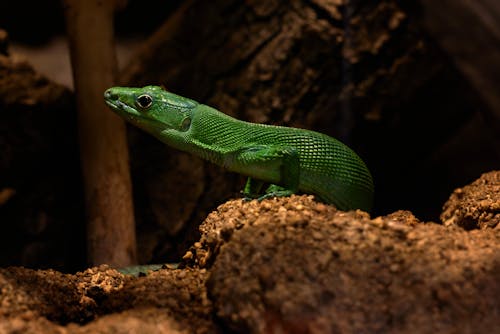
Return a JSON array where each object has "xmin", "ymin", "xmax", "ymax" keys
[{"xmin": 0, "ymin": 0, "xmax": 498, "ymax": 271}]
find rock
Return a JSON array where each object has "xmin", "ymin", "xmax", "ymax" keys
[
  {"xmin": 204, "ymin": 195, "xmax": 500, "ymax": 333},
  {"xmin": 1, "ymin": 191, "xmax": 499, "ymax": 333},
  {"xmin": 441, "ymin": 170, "xmax": 500, "ymax": 229},
  {"xmin": 183, "ymin": 195, "xmax": 344, "ymax": 268},
  {"xmin": 0, "ymin": 265, "xmax": 216, "ymax": 333}
]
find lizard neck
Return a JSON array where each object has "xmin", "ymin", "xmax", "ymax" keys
[
  {"xmin": 188, "ymin": 104, "xmax": 244, "ymax": 165},
  {"xmin": 157, "ymin": 104, "xmax": 242, "ymax": 166}
]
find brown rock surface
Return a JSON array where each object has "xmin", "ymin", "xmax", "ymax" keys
[
  {"xmin": 0, "ymin": 265, "xmax": 216, "ymax": 333},
  {"xmin": 441, "ymin": 170, "xmax": 500, "ymax": 229},
  {"xmin": 0, "ymin": 173, "xmax": 499, "ymax": 333},
  {"xmin": 206, "ymin": 196, "xmax": 500, "ymax": 333}
]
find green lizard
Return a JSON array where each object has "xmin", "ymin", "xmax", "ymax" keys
[{"xmin": 104, "ymin": 86, "xmax": 374, "ymax": 212}]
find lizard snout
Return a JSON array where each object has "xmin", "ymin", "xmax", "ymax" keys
[{"xmin": 104, "ymin": 89, "xmax": 119, "ymax": 101}]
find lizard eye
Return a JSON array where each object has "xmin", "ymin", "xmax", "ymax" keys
[{"xmin": 136, "ymin": 94, "xmax": 153, "ymax": 109}]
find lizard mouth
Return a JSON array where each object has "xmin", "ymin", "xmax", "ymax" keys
[
  {"xmin": 105, "ymin": 99, "xmax": 168, "ymax": 132},
  {"xmin": 105, "ymin": 99, "xmax": 138, "ymax": 116}
]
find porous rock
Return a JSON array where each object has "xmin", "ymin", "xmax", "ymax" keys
[
  {"xmin": 441, "ymin": 170, "xmax": 500, "ymax": 229},
  {"xmin": 203, "ymin": 195, "xmax": 500, "ymax": 333}
]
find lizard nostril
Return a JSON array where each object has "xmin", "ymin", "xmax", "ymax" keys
[{"xmin": 104, "ymin": 89, "xmax": 118, "ymax": 100}]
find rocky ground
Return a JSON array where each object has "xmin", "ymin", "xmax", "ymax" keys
[{"xmin": 0, "ymin": 171, "xmax": 498, "ymax": 333}]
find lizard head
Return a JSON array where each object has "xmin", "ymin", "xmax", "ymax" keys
[{"xmin": 104, "ymin": 85, "xmax": 198, "ymax": 135}]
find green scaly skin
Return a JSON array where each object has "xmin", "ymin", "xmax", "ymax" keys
[{"xmin": 104, "ymin": 86, "xmax": 374, "ymax": 212}]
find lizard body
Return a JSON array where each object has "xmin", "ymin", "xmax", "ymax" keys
[{"xmin": 104, "ymin": 86, "xmax": 374, "ymax": 211}]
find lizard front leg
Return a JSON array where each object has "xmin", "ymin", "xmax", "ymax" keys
[
  {"xmin": 242, "ymin": 177, "xmax": 265, "ymax": 200},
  {"xmin": 225, "ymin": 145, "xmax": 300, "ymax": 201}
]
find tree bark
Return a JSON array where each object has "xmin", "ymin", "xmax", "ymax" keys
[
  {"xmin": 419, "ymin": 0, "xmax": 500, "ymax": 137},
  {"xmin": 64, "ymin": 0, "xmax": 137, "ymax": 266}
]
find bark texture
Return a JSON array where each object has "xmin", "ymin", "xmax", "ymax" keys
[
  {"xmin": 419, "ymin": 0, "xmax": 500, "ymax": 136},
  {"xmin": 64, "ymin": 0, "xmax": 137, "ymax": 266}
]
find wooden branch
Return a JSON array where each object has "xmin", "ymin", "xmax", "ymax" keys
[{"xmin": 64, "ymin": 0, "xmax": 137, "ymax": 266}]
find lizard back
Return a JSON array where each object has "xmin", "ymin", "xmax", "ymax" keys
[{"xmin": 185, "ymin": 105, "xmax": 374, "ymax": 211}]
